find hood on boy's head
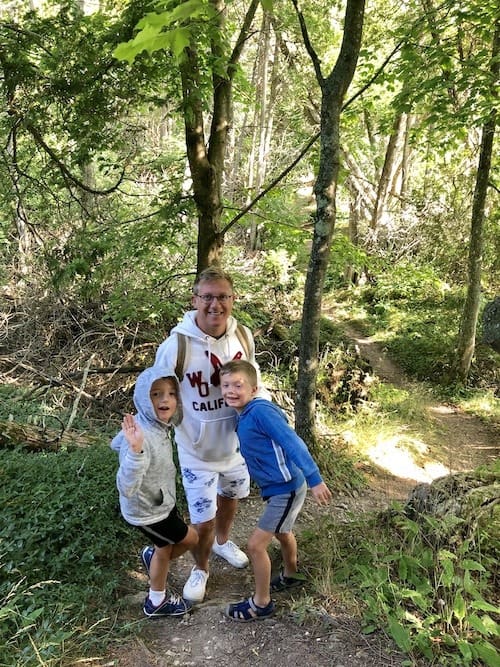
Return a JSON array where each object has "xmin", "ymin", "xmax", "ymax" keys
[{"xmin": 133, "ymin": 366, "xmax": 183, "ymax": 427}]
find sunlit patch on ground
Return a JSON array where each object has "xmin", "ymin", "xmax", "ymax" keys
[{"xmin": 366, "ymin": 435, "xmax": 453, "ymax": 483}]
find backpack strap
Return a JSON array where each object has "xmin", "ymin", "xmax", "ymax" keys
[
  {"xmin": 175, "ymin": 333, "xmax": 187, "ymax": 381},
  {"xmin": 175, "ymin": 324, "xmax": 251, "ymax": 381},
  {"xmin": 235, "ymin": 323, "xmax": 251, "ymax": 358}
]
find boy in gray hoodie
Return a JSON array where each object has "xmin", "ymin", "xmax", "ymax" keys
[{"xmin": 111, "ymin": 367, "xmax": 198, "ymax": 617}]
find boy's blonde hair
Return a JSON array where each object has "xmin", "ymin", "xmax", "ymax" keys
[{"xmin": 220, "ymin": 359, "xmax": 258, "ymax": 386}]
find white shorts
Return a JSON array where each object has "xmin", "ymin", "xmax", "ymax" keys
[{"xmin": 181, "ymin": 461, "xmax": 250, "ymax": 524}]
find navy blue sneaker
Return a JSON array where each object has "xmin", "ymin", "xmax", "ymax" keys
[
  {"xmin": 143, "ymin": 593, "xmax": 192, "ymax": 617},
  {"xmin": 141, "ymin": 546, "xmax": 154, "ymax": 575}
]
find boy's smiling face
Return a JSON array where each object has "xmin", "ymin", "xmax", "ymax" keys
[
  {"xmin": 221, "ymin": 371, "xmax": 258, "ymax": 411},
  {"xmin": 150, "ymin": 377, "xmax": 178, "ymax": 423}
]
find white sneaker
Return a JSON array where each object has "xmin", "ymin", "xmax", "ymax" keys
[
  {"xmin": 182, "ymin": 567, "xmax": 209, "ymax": 603},
  {"xmin": 212, "ymin": 539, "xmax": 249, "ymax": 568}
]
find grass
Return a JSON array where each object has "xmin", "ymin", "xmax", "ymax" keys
[
  {"xmin": 0, "ymin": 439, "xmax": 144, "ymax": 665},
  {"xmin": 328, "ymin": 260, "xmax": 499, "ymax": 413}
]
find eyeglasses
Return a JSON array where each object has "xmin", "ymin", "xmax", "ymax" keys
[{"xmin": 195, "ymin": 294, "xmax": 234, "ymax": 303}]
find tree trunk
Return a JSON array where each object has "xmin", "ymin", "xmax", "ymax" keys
[
  {"xmin": 370, "ymin": 112, "xmax": 404, "ymax": 232},
  {"xmin": 246, "ymin": 11, "xmax": 280, "ymax": 251},
  {"xmin": 294, "ymin": 0, "xmax": 366, "ymax": 448},
  {"xmin": 453, "ymin": 20, "xmax": 499, "ymax": 382},
  {"xmin": 341, "ymin": 147, "xmax": 376, "ymax": 220},
  {"xmin": 180, "ymin": 48, "xmax": 223, "ymax": 273},
  {"xmin": 180, "ymin": 0, "xmax": 260, "ymax": 273},
  {"xmin": 399, "ymin": 113, "xmax": 414, "ymax": 201}
]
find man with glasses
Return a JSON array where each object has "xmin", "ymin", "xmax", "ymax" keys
[{"xmin": 154, "ymin": 266, "xmax": 268, "ymax": 603}]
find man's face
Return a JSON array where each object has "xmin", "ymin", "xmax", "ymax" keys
[{"xmin": 192, "ymin": 279, "xmax": 235, "ymax": 337}]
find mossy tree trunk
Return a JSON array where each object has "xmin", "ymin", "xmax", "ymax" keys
[
  {"xmin": 454, "ymin": 21, "xmax": 499, "ymax": 383},
  {"xmin": 293, "ymin": 0, "xmax": 366, "ymax": 450}
]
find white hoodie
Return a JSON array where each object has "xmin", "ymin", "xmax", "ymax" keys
[{"xmin": 155, "ymin": 311, "xmax": 265, "ymax": 472}]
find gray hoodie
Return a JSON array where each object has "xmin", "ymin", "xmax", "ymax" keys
[{"xmin": 110, "ymin": 367, "xmax": 181, "ymax": 526}]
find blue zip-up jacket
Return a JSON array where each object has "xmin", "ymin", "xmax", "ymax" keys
[{"xmin": 236, "ymin": 398, "xmax": 323, "ymax": 498}]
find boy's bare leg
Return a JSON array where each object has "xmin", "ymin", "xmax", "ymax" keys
[
  {"xmin": 149, "ymin": 543, "xmax": 172, "ymax": 591},
  {"xmin": 171, "ymin": 525, "xmax": 198, "ymax": 560},
  {"xmin": 275, "ymin": 531, "xmax": 298, "ymax": 577},
  {"xmin": 247, "ymin": 527, "xmax": 273, "ymax": 607}
]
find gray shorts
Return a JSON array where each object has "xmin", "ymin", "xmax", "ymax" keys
[{"xmin": 258, "ymin": 481, "xmax": 307, "ymax": 533}]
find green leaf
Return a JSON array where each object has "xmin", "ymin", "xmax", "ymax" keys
[
  {"xmin": 463, "ymin": 569, "xmax": 479, "ymax": 595},
  {"xmin": 168, "ymin": 0, "xmax": 215, "ymax": 22},
  {"xmin": 471, "ymin": 600, "xmax": 500, "ymax": 613},
  {"xmin": 362, "ymin": 624, "xmax": 377, "ymax": 634},
  {"xmin": 170, "ymin": 26, "xmax": 191, "ymax": 58},
  {"xmin": 457, "ymin": 639, "xmax": 473, "ymax": 661},
  {"xmin": 473, "ymin": 640, "xmax": 500, "ymax": 667},
  {"xmin": 387, "ymin": 616, "xmax": 412, "ymax": 652},
  {"xmin": 468, "ymin": 613, "xmax": 499, "ymax": 637},
  {"xmin": 440, "ymin": 557, "xmax": 455, "ymax": 587},
  {"xmin": 453, "ymin": 591, "xmax": 467, "ymax": 622},
  {"xmin": 136, "ymin": 10, "xmax": 173, "ymax": 30},
  {"xmin": 400, "ymin": 588, "xmax": 428, "ymax": 611},
  {"xmin": 113, "ymin": 41, "xmax": 140, "ymax": 64},
  {"xmin": 260, "ymin": 0, "xmax": 274, "ymax": 11},
  {"xmin": 462, "ymin": 559, "xmax": 486, "ymax": 572},
  {"xmin": 131, "ymin": 23, "xmax": 163, "ymax": 50}
]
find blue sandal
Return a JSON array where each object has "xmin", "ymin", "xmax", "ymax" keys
[{"xmin": 225, "ymin": 596, "xmax": 275, "ymax": 622}]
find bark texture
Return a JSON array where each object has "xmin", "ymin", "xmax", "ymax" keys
[
  {"xmin": 454, "ymin": 20, "xmax": 499, "ymax": 382},
  {"xmin": 294, "ymin": 0, "xmax": 366, "ymax": 448}
]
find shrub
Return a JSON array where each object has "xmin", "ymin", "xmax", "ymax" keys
[
  {"xmin": 304, "ymin": 461, "xmax": 500, "ymax": 666},
  {"xmin": 0, "ymin": 444, "xmax": 142, "ymax": 665}
]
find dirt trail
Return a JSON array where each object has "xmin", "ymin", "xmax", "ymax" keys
[
  {"xmin": 344, "ymin": 324, "xmax": 499, "ymax": 476},
  {"xmin": 95, "ymin": 330, "xmax": 499, "ymax": 667},
  {"xmin": 101, "ymin": 493, "xmax": 409, "ymax": 667}
]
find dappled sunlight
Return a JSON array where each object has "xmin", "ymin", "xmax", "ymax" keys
[{"xmin": 366, "ymin": 434, "xmax": 452, "ymax": 483}]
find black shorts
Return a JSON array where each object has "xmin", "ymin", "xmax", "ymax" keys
[{"xmin": 136, "ymin": 505, "xmax": 189, "ymax": 548}]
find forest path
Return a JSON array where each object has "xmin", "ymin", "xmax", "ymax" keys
[
  {"xmin": 341, "ymin": 322, "xmax": 499, "ymax": 485},
  {"xmin": 94, "ymin": 326, "xmax": 499, "ymax": 667}
]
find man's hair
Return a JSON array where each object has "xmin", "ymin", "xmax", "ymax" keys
[
  {"xmin": 193, "ymin": 266, "xmax": 234, "ymax": 293},
  {"xmin": 220, "ymin": 359, "xmax": 258, "ymax": 386}
]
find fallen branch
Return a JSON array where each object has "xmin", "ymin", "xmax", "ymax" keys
[{"xmin": 0, "ymin": 418, "xmax": 101, "ymax": 452}]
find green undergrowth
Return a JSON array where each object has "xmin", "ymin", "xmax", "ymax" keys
[
  {"xmin": 1, "ymin": 253, "xmax": 498, "ymax": 665},
  {"xmin": 0, "ymin": 443, "xmax": 144, "ymax": 665},
  {"xmin": 300, "ymin": 460, "xmax": 500, "ymax": 666},
  {"xmin": 328, "ymin": 260, "xmax": 499, "ymax": 422}
]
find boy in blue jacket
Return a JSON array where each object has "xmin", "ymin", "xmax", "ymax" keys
[
  {"xmin": 111, "ymin": 367, "xmax": 198, "ymax": 617},
  {"xmin": 219, "ymin": 360, "xmax": 332, "ymax": 622}
]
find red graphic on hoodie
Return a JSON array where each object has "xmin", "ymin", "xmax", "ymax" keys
[
  {"xmin": 186, "ymin": 351, "xmax": 243, "ymax": 397},
  {"xmin": 206, "ymin": 350, "xmax": 243, "ymax": 387}
]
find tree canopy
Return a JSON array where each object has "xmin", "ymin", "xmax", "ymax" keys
[{"xmin": 0, "ymin": 0, "xmax": 498, "ymax": 380}]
